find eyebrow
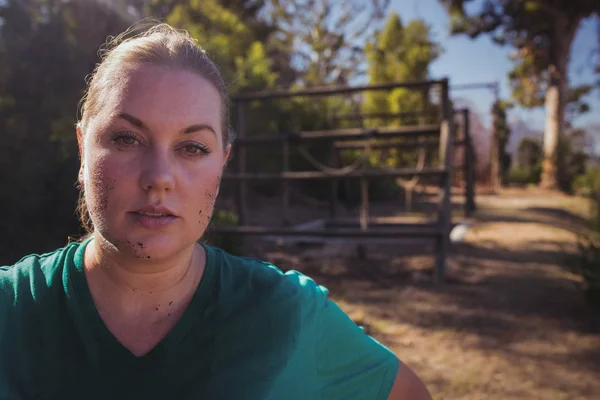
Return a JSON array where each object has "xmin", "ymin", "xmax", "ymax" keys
[{"xmin": 117, "ymin": 112, "xmax": 216, "ymax": 136}]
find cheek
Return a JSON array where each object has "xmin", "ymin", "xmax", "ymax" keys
[
  {"xmin": 84, "ymin": 153, "xmax": 123, "ymax": 220},
  {"xmin": 196, "ymin": 173, "xmax": 222, "ymax": 225}
]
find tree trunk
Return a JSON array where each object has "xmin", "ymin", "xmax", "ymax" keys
[
  {"xmin": 540, "ymin": 19, "xmax": 579, "ymax": 190},
  {"xmin": 490, "ymin": 104, "xmax": 500, "ymax": 190},
  {"xmin": 540, "ymin": 74, "xmax": 563, "ymax": 189}
]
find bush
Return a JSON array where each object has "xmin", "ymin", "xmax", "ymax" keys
[
  {"xmin": 508, "ymin": 165, "xmax": 541, "ymax": 185},
  {"xmin": 203, "ymin": 209, "xmax": 244, "ymax": 255},
  {"xmin": 571, "ymin": 166, "xmax": 600, "ymax": 311},
  {"xmin": 573, "ymin": 166, "xmax": 600, "ymax": 199},
  {"xmin": 571, "ymin": 232, "xmax": 600, "ymax": 311}
]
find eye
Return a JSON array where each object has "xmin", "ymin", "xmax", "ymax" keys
[
  {"xmin": 110, "ymin": 132, "xmax": 141, "ymax": 147},
  {"xmin": 181, "ymin": 142, "xmax": 211, "ymax": 156}
]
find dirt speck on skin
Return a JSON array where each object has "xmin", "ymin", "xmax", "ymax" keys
[{"xmin": 169, "ymin": 301, "xmax": 173, "ymax": 306}]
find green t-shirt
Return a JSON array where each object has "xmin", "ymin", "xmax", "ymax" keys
[{"xmin": 0, "ymin": 239, "xmax": 398, "ymax": 399}]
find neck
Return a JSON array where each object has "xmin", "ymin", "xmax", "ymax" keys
[{"xmin": 83, "ymin": 235, "xmax": 205, "ymax": 316}]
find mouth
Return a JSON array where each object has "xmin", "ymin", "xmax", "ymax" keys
[
  {"xmin": 129, "ymin": 205, "xmax": 179, "ymax": 229},
  {"xmin": 134, "ymin": 211, "xmax": 174, "ymax": 217},
  {"xmin": 132, "ymin": 205, "xmax": 178, "ymax": 217}
]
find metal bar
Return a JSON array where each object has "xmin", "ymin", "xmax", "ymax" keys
[
  {"xmin": 233, "ymin": 79, "xmax": 446, "ymax": 101},
  {"xmin": 210, "ymin": 225, "xmax": 443, "ymax": 238},
  {"xmin": 222, "ymin": 167, "xmax": 447, "ymax": 181},
  {"xmin": 235, "ymin": 125, "xmax": 440, "ymax": 145}
]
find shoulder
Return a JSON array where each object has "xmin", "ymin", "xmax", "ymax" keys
[
  {"xmin": 0, "ymin": 242, "xmax": 80, "ymax": 305},
  {"xmin": 206, "ymin": 245, "xmax": 328, "ymax": 318}
]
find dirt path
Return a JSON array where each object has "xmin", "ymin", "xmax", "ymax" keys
[{"xmin": 268, "ymin": 187, "xmax": 600, "ymax": 399}]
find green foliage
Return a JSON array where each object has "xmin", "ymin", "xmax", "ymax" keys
[
  {"xmin": 0, "ymin": 0, "xmax": 131, "ymax": 263},
  {"xmin": 510, "ymin": 137, "xmax": 542, "ymax": 185},
  {"xmin": 568, "ymin": 160, "xmax": 600, "ymax": 310},
  {"xmin": 571, "ymin": 231, "xmax": 600, "ymax": 311},
  {"xmin": 491, "ymin": 100, "xmax": 514, "ymax": 184},
  {"xmin": 439, "ymin": 0, "xmax": 599, "ymax": 188},
  {"xmin": 361, "ymin": 13, "xmax": 441, "ymax": 169},
  {"xmin": 265, "ymin": 0, "xmax": 390, "ymax": 87},
  {"xmin": 165, "ymin": 0, "xmax": 278, "ymax": 93},
  {"xmin": 203, "ymin": 209, "xmax": 243, "ymax": 255},
  {"xmin": 516, "ymin": 137, "xmax": 542, "ymax": 170},
  {"xmin": 556, "ymin": 132, "xmax": 590, "ymax": 192},
  {"xmin": 509, "ymin": 166, "xmax": 541, "ymax": 185}
]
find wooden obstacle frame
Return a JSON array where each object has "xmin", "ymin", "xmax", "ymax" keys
[{"xmin": 215, "ymin": 78, "xmax": 477, "ymax": 284}]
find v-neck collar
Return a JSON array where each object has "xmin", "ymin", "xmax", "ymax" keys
[{"xmin": 66, "ymin": 237, "xmax": 216, "ymax": 367}]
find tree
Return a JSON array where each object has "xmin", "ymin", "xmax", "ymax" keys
[
  {"xmin": 361, "ymin": 12, "xmax": 442, "ymax": 167},
  {"xmin": 265, "ymin": 0, "xmax": 390, "ymax": 87},
  {"xmin": 517, "ymin": 137, "xmax": 542, "ymax": 171},
  {"xmin": 439, "ymin": 0, "xmax": 600, "ymax": 189},
  {"xmin": 490, "ymin": 100, "xmax": 513, "ymax": 187},
  {"xmin": 165, "ymin": 0, "xmax": 278, "ymax": 93},
  {"xmin": 0, "ymin": 0, "xmax": 130, "ymax": 263}
]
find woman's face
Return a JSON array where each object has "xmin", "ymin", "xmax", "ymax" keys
[{"xmin": 79, "ymin": 64, "xmax": 230, "ymax": 261}]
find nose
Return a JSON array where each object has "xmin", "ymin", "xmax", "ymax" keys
[{"xmin": 139, "ymin": 146, "xmax": 175, "ymax": 193}]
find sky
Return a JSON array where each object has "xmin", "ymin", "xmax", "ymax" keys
[{"xmin": 388, "ymin": 0, "xmax": 600, "ymax": 139}]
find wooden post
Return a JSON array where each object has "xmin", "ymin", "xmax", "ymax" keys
[
  {"xmin": 360, "ymin": 178, "xmax": 369, "ymax": 231},
  {"xmin": 490, "ymin": 101, "xmax": 501, "ymax": 191},
  {"xmin": 282, "ymin": 137, "xmax": 291, "ymax": 226},
  {"xmin": 235, "ymin": 101, "xmax": 248, "ymax": 225},
  {"xmin": 435, "ymin": 79, "xmax": 454, "ymax": 284},
  {"xmin": 329, "ymin": 141, "xmax": 338, "ymax": 221},
  {"xmin": 463, "ymin": 109, "xmax": 476, "ymax": 216}
]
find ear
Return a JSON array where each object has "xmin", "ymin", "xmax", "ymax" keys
[
  {"xmin": 76, "ymin": 124, "xmax": 85, "ymax": 187},
  {"xmin": 222, "ymin": 143, "xmax": 232, "ymax": 168}
]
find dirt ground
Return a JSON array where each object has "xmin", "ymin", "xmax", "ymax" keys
[{"xmin": 252, "ymin": 186, "xmax": 600, "ymax": 399}]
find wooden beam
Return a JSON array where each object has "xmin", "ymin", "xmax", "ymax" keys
[
  {"xmin": 210, "ymin": 224, "xmax": 443, "ymax": 238},
  {"xmin": 233, "ymin": 79, "xmax": 446, "ymax": 101},
  {"xmin": 333, "ymin": 139, "xmax": 466, "ymax": 150},
  {"xmin": 235, "ymin": 125, "xmax": 440, "ymax": 145},
  {"xmin": 222, "ymin": 167, "xmax": 447, "ymax": 181}
]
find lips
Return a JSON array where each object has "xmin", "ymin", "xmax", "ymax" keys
[
  {"xmin": 133, "ymin": 205, "xmax": 177, "ymax": 217},
  {"xmin": 129, "ymin": 205, "xmax": 179, "ymax": 229}
]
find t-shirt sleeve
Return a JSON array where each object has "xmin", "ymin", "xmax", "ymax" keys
[{"xmin": 312, "ymin": 284, "xmax": 399, "ymax": 400}]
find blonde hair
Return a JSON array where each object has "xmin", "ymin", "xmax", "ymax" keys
[{"xmin": 76, "ymin": 22, "xmax": 235, "ymax": 234}]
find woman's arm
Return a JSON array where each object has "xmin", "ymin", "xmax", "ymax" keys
[{"xmin": 387, "ymin": 362, "xmax": 432, "ymax": 400}]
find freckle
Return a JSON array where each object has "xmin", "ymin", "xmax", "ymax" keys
[
  {"xmin": 199, "ymin": 210, "xmax": 202, "ymax": 214},
  {"xmin": 149, "ymin": 291, "xmax": 152, "ymax": 294},
  {"xmin": 132, "ymin": 288, "xmax": 137, "ymax": 292},
  {"xmin": 147, "ymin": 256, "xmax": 151, "ymax": 259},
  {"xmin": 137, "ymin": 242, "xmax": 144, "ymax": 247},
  {"xmin": 155, "ymin": 307, "xmax": 159, "ymax": 311},
  {"xmin": 168, "ymin": 313, "xmax": 171, "ymax": 317}
]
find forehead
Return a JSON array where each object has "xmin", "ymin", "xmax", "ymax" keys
[{"xmin": 94, "ymin": 64, "xmax": 222, "ymax": 134}]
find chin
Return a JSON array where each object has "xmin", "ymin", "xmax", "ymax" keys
[{"xmin": 99, "ymin": 227, "xmax": 194, "ymax": 261}]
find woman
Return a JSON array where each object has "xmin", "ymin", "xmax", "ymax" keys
[{"xmin": 0, "ymin": 24, "xmax": 431, "ymax": 399}]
